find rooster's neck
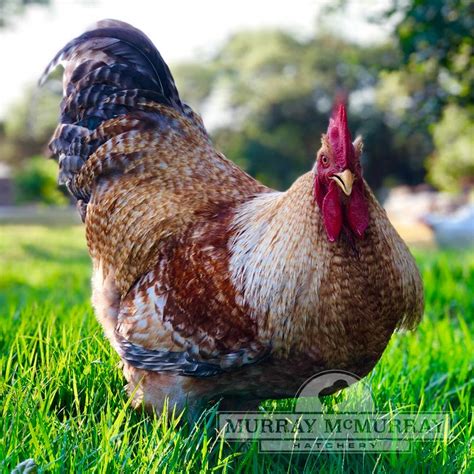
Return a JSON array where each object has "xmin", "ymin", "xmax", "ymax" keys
[{"xmin": 229, "ymin": 172, "xmax": 330, "ymax": 347}]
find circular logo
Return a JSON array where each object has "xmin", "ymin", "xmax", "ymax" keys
[{"xmin": 294, "ymin": 370, "xmax": 375, "ymax": 413}]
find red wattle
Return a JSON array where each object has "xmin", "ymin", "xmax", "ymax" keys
[
  {"xmin": 346, "ymin": 181, "xmax": 369, "ymax": 238},
  {"xmin": 322, "ymin": 181, "xmax": 343, "ymax": 242}
]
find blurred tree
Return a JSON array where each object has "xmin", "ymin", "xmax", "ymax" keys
[
  {"xmin": 13, "ymin": 155, "xmax": 67, "ymax": 204},
  {"xmin": 174, "ymin": 30, "xmax": 418, "ymax": 191},
  {"xmin": 327, "ymin": 0, "xmax": 473, "ymax": 192},
  {"xmin": 381, "ymin": 0, "xmax": 473, "ymax": 125},
  {"xmin": 427, "ymin": 104, "xmax": 474, "ymax": 192},
  {"xmin": 379, "ymin": 0, "xmax": 474, "ymax": 192},
  {"xmin": 0, "ymin": 0, "xmax": 50, "ymax": 28},
  {"xmin": 172, "ymin": 62, "xmax": 218, "ymax": 107},
  {"xmin": 0, "ymin": 79, "xmax": 61, "ymax": 165},
  {"xmin": 3, "ymin": 2, "xmax": 470, "ymax": 197}
]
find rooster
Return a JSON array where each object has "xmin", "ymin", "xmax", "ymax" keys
[{"xmin": 41, "ymin": 20, "xmax": 423, "ymax": 415}]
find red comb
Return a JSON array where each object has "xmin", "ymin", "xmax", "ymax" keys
[{"xmin": 327, "ymin": 100, "xmax": 354, "ymax": 168}]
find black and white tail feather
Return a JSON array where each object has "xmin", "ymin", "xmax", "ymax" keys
[{"xmin": 40, "ymin": 19, "xmax": 207, "ymax": 218}]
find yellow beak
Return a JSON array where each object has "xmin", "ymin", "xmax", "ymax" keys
[{"xmin": 331, "ymin": 170, "xmax": 354, "ymax": 196}]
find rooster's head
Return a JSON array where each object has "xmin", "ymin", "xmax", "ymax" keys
[{"xmin": 313, "ymin": 103, "xmax": 369, "ymax": 242}]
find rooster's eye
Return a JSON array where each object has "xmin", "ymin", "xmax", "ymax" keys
[{"xmin": 320, "ymin": 154, "xmax": 329, "ymax": 167}]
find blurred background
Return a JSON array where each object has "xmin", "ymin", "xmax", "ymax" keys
[{"xmin": 0, "ymin": 0, "xmax": 472, "ymax": 248}]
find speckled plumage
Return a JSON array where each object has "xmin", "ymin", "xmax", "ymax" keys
[{"xmin": 42, "ymin": 20, "xmax": 423, "ymax": 415}]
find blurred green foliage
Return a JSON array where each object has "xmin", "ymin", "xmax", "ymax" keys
[
  {"xmin": 175, "ymin": 31, "xmax": 426, "ymax": 191},
  {"xmin": 391, "ymin": 0, "xmax": 472, "ymax": 110},
  {"xmin": 0, "ymin": 0, "xmax": 472, "ymax": 201},
  {"xmin": 0, "ymin": 0, "xmax": 50, "ymax": 28},
  {"xmin": 427, "ymin": 104, "xmax": 474, "ymax": 192},
  {"xmin": 0, "ymin": 82, "xmax": 60, "ymax": 165},
  {"xmin": 379, "ymin": 0, "xmax": 473, "ymax": 191},
  {"xmin": 13, "ymin": 156, "xmax": 68, "ymax": 205},
  {"xmin": 172, "ymin": 0, "xmax": 473, "ymax": 192}
]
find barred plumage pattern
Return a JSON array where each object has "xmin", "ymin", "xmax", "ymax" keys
[{"xmin": 40, "ymin": 19, "xmax": 208, "ymax": 205}]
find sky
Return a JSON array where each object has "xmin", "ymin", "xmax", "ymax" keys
[{"xmin": 0, "ymin": 0, "xmax": 392, "ymax": 118}]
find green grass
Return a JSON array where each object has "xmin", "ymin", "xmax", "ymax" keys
[{"xmin": 0, "ymin": 225, "xmax": 472, "ymax": 473}]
